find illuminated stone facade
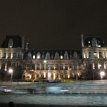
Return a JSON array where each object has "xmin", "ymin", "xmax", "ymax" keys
[
  {"xmin": 0, "ymin": 35, "xmax": 24, "ymax": 81},
  {"xmin": 23, "ymin": 50, "xmax": 83, "ymax": 81},
  {"xmin": 0, "ymin": 35, "xmax": 107, "ymax": 81},
  {"xmin": 82, "ymin": 35, "xmax": 107, "ymax": 79}
]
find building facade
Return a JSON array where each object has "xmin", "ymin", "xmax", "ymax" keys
[
  {"xmin": 23, "ymin": 50, "xmax": 83, "ymax": 81},
  {"xmin": 82, "ymin": 35, "xmax": 107, "ymax": 79},
  {"xmin": 0, "ymin": 35, "xmax": 24, "ymax": 81},
  {"xmin": 0, "ymin": 35, "xmax": 107, "ymax": 81}
]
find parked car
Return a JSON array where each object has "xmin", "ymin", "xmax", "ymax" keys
[{"xmin": 46, "ymin": 86, "xmax": 69, "ymax": 94}]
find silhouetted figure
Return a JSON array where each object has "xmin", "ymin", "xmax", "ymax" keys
[{"xmin": 8, "ymin": 102, "xmax": 14, "ymax": 107}]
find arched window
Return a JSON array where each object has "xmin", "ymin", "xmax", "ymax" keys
[
  {"xmin": 45, "ymin": 52, "xmax": 50, "ymax": 60},
  {"xmin": 28, "ymin": 52, "xmax": 32, "ymax": 59},
  {"xmin": 36, "ymin": 52, "xmax": 41, "ymax": 59},
  {"xmin": 54, "ymin": 52, "xmax": 59, "ymax": 60},
  {"xmin": 73, "ymin": 52, "xmax": 78, "ymax": 58},
  {"xmin": 64, "ymin": 51, "xmax": 69, "ymax": 60},
  {"xmin": 41, "ymin": 53, "xmax": 45, "ymax": 59},
  {"xmin": 70, "ymin": 53, "xmax": 72, "ymax": 59},
  {"xmin": 8, "ymin": 39, "xmax": 13, "ymax": 48}
]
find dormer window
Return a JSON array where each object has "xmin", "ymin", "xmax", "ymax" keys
[
  {"xmin": 37, "ymin": 55, "xmax": 40, "ymax": 59},
  {"xmin": 33, "ymin": 55, "xmax": 35, "ymax": 59},
  {"xmin": 88, "ymin": 41, "xmax": 90, "ymax": 43},
  {"xmin": 8, "ymin": 39, "xmax": 13, "ymax": 48}
]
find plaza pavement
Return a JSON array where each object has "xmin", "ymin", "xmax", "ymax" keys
[
  {"xmin": 1, "ymin": 80, "xmax": 107, "ymax": 106},
  {"xmin": 1, "ymin": 80, "xmax": 107, "ymax": 94}
]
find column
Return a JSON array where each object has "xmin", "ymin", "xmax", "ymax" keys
[
  {"xmin": 106, "ymin": 52, "xmax": 107, "ymax": 58},
  {"xmin": 97, "ymin": 51, "xmax": 99, "ymax": 58},
  {"xmin": 35, "ymin": 64, "xmax": 37, "ymax": 70},
  {"xmin": 87, "ymin": 52, "xmax": 89, "ymax": 58},
  {"xmin": 0, "ymin": 61, "xmax": 1, "ymax": 69},
  {"xmin": 104, "ymin": 62, "xmax": 106, "ymax": 69},
  {"xmin": 5, "ymin": 63, "xmax": 7, "ymax": 71},
  {"xmin": 39, "ymin": 64, "xmax": 41, "ymax": 70},
  {"xmin": 102, "ymin": 52, "xmax": 105, "ymax": 58}
]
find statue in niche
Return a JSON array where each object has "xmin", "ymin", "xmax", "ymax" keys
[
  {"xmin": 92, "ymin": 38, "xmax": 97, "ymax": 47},
  {"xmin": 8, "ymin": 39, "xmax": 13, "ymax": 48}
]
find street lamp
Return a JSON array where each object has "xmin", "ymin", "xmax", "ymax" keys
[
  {"xmin": 8, "ymin": 68, "xmax": 13, "ymax": 82},
  {"xmin": 100, "ymin": 71, "xmax": 105, "ymax": 80}
]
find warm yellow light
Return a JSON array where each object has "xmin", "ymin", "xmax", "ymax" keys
[
  {"xmin": 26, "ymin": 74, "xmax": 31, "ymax": 79},
  {"xmin": 54, "ymin": 66, "xmax": 56, "ymax": 70},
  {"xmin": 43, "ymin": 72, "xmax": 46, "ymax": 78},
  {"xmin": 53, "ymin": 73, "xmax": 56, "ymax": 80},
  {"xmin": 11, "ymin": 53, "xmax": 13, "ymax": 59},
  {"xmin": 77, "ymin": 72, "xmax": 80, "ymax": 77},
  {"xmin": 58, "ymin": 75, "xmax": 61, "ymax": 80},
  {"xmin": 48, "ymin": 72, "xmax": 51, "ymax": 80},
  {"xmin": 67, "ymin": 74, "xmax": 70, "ymax": 78}
]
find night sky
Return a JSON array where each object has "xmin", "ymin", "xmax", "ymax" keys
[{"xmin": 0, "ymin": 0, "xmax": 107, "ymax": 50}]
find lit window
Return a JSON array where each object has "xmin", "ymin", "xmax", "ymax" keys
[
  {"xmin": 94, "ymin": 52, "xmax": 97, "ymax": 56},
  {"xmin": 98, "ymin": 45, "xmax": 101, "ymax": 47},
  {"xmin": 54, "ymin": 66, "xmax": 56, "ymax": 70},
  {"xmin": 88, "ymin": 41, "xmax": 90, "ymax": 43},
  {"xmin": 37, "ymin": 55, "xmax": 40, "ymax": 59},
  {"xmin": 98, "ymin": 63, "xmax": 101, "ymax": 69},
  {"xmin": 63, "ymin": 66, "xmax": 65, "ymax": 70},
  {"xmin": 104, "ymin": 63, "xmax": 106, "ymax": 69},
  {"xmin": 33, "ymin": 55, "xmax": 35, "ymax": 59},
  {"xmin": 83, "ymin": 53, "xmax": 86, "ymax": 58},
  {"xmin": 60, "ymin": 55, "xmax": 63, "ymax": 59},
  {"xmin": 93, "ymin": 63, "xmax": 95, "ymax": 69},
  {"xmin": 43, "ymin": 60, "xmax": 47, "ymax": 63}
]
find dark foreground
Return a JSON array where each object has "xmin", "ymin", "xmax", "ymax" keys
[{"xmin": 0, "ymin": 103, "xmax": 106, "ymax": 107}]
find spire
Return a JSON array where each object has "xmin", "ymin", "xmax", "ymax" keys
[
  {"xmin": 22, "ymin": 36, "xmax": 25, "ymax": 49},
  {"xmin": 81, "ymin": 34, "xmax": 84, "ymax": 47}
]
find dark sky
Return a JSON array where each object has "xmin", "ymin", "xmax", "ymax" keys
[{"xmin": 0, "ymin": 0, "xmax": 107, "ymax": 49}]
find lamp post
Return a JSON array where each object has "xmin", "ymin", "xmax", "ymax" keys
[{"xmin": 8, "ymin": 68, "xmax": 13, "ymax": 82}]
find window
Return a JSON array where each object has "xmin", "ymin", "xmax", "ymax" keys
[
  {"xmin": 89, "ymin": 52, "xmax": 91, "ymax": 58},
  {"xmin": 99, "ymin": 52, "xmax": 102, "ymax": 58},
  {"xmin": 93, "ymin": 52, "xmax": 97, "ymax": 57},
  {"xmin": 36, "ymin": 52, "xmax": 41, "ymax": 59}
]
